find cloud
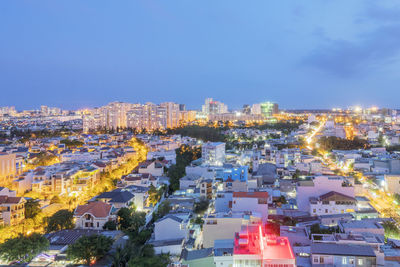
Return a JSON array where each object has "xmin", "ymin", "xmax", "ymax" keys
[
  {"xmin": 301, "ymin": 2, "xmax": 400, "ymax": 78},
  {"xmin": 366, "ymin": 2, "xmax": 400, "ymax": 23},
  {"xmin": 302, "ymin": 24, "xmax": 400, "ymax": 78}
]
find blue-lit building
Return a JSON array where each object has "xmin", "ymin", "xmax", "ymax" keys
[{"xmin": 216, "ymin": 165, "xmax": 248, "ymax": 182}]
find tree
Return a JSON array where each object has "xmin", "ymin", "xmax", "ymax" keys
[
  {"xmin": 382, "ymin": 221, "xmax": 400, "ymax": 239},
  {"xmin": 50, "ymin": 195, "xmax": 61, "ymax": 204},
  {"xmin": 153, "ymin": 200, "xmax": 171, "ymax": 221},
  {"xmin": 117, "ymin": 207, "xmax": 133, "ymax": 230},
  {"xmin": 103, "ymin": 220, "xmax": 117, "ymax": 230},
  {"xmin": 46, "ymin": 209, "xmax": 74, "ymax": 233},
  {"xmin": 194, "ymin": 197, "xmax": 210, "ymax": 214},
  {"xmin": 127, "ymin": 244, "xmax": 170, "ymax": 267},
  {"xmin": 148, "ymin": 184, "xmax": 160, "ymax": 206},
  {"xmin": 117, "ymin": 208, "xmax": 146, "ymax": 232},
  {"xmin": 0, "ymin": 233, "xmax": 49, "ymax": 263},
  {"xmin": 130, "ymin": 212, "xmax": 146, "ymax": 233},
  {"xmin": 66, "ymin": 234, "xmax": 113, "ymax": 265},
  {"xmin": 25, "ymin": 199, "xmax": 41, "ymax": 219}
]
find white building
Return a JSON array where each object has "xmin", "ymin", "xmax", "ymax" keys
[
  {"xmin": 74, "ymin": 201, "xmax": 114, "ymax": 229},
  {"xmin": 202, "ymin": 142, "xmax": 225, "ymax": 166},
  {"xmin": 232, "ymin": 192, "xmax": 269, "ymax": 222},
  {"xmin": 296, "ymin": 176, "xmax": 355, "ymax": 212},
  {"xmin": 310, "ymin": 191, "xmax": 357, "ymax": 216},
  {"xmin": 149, "ymin": 214, "xmax": 189, "ymax": 255}
]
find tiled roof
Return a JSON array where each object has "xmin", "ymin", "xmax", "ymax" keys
[
  {"xmin": 319, "ymin": 191, "xmax": 355, "ymax": 201},
  {"xmin": 0, "ymin": 196, "xmax": 23, "ymax": 204},
  {"xmin": 96, "ymin": 190, "xmax": 134, "ymax": 203},
  {"xmin": 74, "ymin": 201, "xmax": 112, "ymax": 218},
  {"xmin": 233, "ymin": 191, "xmax": 268, "ymax": 199}
]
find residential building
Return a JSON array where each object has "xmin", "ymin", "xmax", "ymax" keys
[
  {"xmin": 93, "ymin": 189, "xmax": 134, "ymax": 209},
  {"xmin": 0, "ymin": 152, "xmax": 16, "ymax": 181},
  {"xmin": 74, "ymin": 201, "xmax": 114, "ymax": 230},
  {"xmin": 311, "ymin": 243, "xmax": 377, "ymax": 266},
  {"xmin": 310, "ymin": 191, "xmax": 357, "ymax": 216},
  {"xmin": 233, "ymin": 225, "xmax": 296, "ymax": 267},
  {"xmin": 0, "ymin": 187, "xmax": 25, "ymax": 226},
  {"xmin": 202, "ymin": 142, "xmax": 225, "ymax": 166},
  {"xmin": 296, "ymin": 176, "xmax": 355, "ymax": 212},
  {"xmin": 149, "ymin": 214, "xmax": 189, "ymax": 255},
  {"xmin": 232, "ymin": 192, "xmax": 269, "ymax": 222}
]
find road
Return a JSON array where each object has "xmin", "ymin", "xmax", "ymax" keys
[{"xmin": 304, "ymin": 119, "xmax": 400, "ymax": 224}]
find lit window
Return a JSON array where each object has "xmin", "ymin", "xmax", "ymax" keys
[
  {"xmin": 358, "ymin": 259, "xmax": 363, "ymax": 265},
  {"xmin": 342, "ymin": 257, "xmax": 347, "ymax": 264}
]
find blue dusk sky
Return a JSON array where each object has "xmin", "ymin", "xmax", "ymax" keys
[{"xmin": 1, "ymin": 1, "xmax": 400, "ymax": 110}]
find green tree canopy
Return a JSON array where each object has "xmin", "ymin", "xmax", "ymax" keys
[
  {"xmin": 194, "ymin": 197, "xmax": 210, "ymax": 214},
  {"xmin": 117, "ymin": 208, "xmax": 146, "ymax": 232},
  {"xmin": 66, "ymin": 234, "xmax": 113, "ymax": 265},
  {"xmin": 0, "ymin": 233, "xmax": 49, "ymax": 263},
  {"xmin": 46, "ymin": 209, "xmax": 74, "ymax": 233},
  {"xmin": 25, "ymin": 199, "xmax": 41, "ymax": 219},
  {"xmin": 103, "ymin": 220, "xmax": 117, "ymax": 230},
  {"xmin": 50, "ymin": 195, "xmax": 61, "ymax": 204}
]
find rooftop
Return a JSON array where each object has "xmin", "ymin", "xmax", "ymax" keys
[{"xmin": 311, "ymin": 243, "xmax": 376, "ymax": 257}]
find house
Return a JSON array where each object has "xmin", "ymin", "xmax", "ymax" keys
[
  {"xmin": 233, "ymin": 225, "xmax": 296, "ymax": 267},
  {"xmin": 123, "ymin": 185, "xmax": 149, "ymax": 211},
  {"xmin": 179, "ymin": 174, "xmax": 201, "ymax": 190},
  {"xmin": 93, "ymin": 189, "xmax": 135, "ymax": 209},
  {"xmin": 148, "ymin": 214, "xmax": 189, "ymax": 255},
  {"xmin": 44, "ymin": 229, "xmax": 122, "ymax": 263},
  {"xmin": 138, "ymin": 160, "xmax": 165, "ymax": 176},
  {"xmin": 338, "ymin": 219, "xmax": 386, "ymax": 236},
  {"xmin": 310, "ymin": 191, "xmax": 356, "ymax": 216},
  {"xmin": 252, "ymin": 163, "xmax": 276, "ymax": 186},
  {"xmin": 296, "ymin": 176, "xmax": 355, "ymax": 212},
  {"xmin": 311, "ymin": 243, "xmax": 377, "ymax": 266},
  {"xmin": 122, "ymin": 173, "xmax": 157, "ymax": 188},
  {"xmin": 200, "ymin": 179, "xmax": 213, "ymax": 199},
  {"xmin": 202, "ymin": 142, "xmax": 225, "ymax": 166},
  {"xmin": 232, "ymin": 191, "xmax": 269, "ymax": 222},
  {"xmin": 202, "ymin": 212, "xmax": 262, "ymax": 248},
  {"xmin": 181, "ymin": 248, "xmax": 214, "ymax": 267},
  {"xmin": 0, "ymin": 195, "xmax": 25, "ymax": 226},
  {"xmin": 74, "ymin": 201, "xmax": 114, "ymax": 230}
]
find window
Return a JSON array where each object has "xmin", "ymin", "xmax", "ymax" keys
[
  {"xmin": 349, "ymin": 258, "xmax": 354, "ymax": 264},
  {"xmin": 313, "ymin": 209, "xmax": 316, "ymax": 213},
  {"xmin": 342, "ymin": 257, "xmax": 347, "ymax": 264},
  {"xmin": 358, "ymin": 259, "xmax": 363, "ymax": 265},
  {"xmin": 313, "ymin": 257, "xmax": 319, "ymax": 263},
  {"xmin": 325, "ymin": 209, "xmax": 328, "ymax": 213}
]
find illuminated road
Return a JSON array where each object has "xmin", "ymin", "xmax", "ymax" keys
[
  {"xmin": 305, "ymin": 119, "xmax": 326, "ymax": 150},
  {"xmin": 304, "ymin": 118, "xmax": 400, "ymax": 224}
]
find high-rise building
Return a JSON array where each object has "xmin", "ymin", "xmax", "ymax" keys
[
  {"xmin": 40, "ymin": 105, "xmax": 49, "ymax": 116},
  {"xmin": 0, "ymin": 153, "xmax": 16, "ymax": 182},
  {"xmin": 83, "ymin": 102, "xmax": 131, "ymax": 132},
  {"xmin": 251, "ymin": 104, "xmax": 261, "ymax": 115},
  {"xmin": 126, "ymin": 103, "xmax": 167, "ymax": 131},
  {"xmin": 0, "ymin": 106, "xmax": 17, "ymax": 117},
  {"xmin": 202, "ymin": 98, "xmax": 228, "ymax": 115},
  {"xmin": 160, "ymin": 102, "xmax": 180, "ymax": 128},
  {"xmin": 260, "ymin": 102, "xmax": 278, "ymax": 117},
  {"xmin": 242, "ymin": 104, "xmax": 251, "ymax": 115},
  {"xmin": 202, "ymin": 142, "xmax": 226, "ymax": 166}
]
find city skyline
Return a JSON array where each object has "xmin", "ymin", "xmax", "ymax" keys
[{"xmin": 2, "ymin": 1, "xmax": 400, "ymax": 109}]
